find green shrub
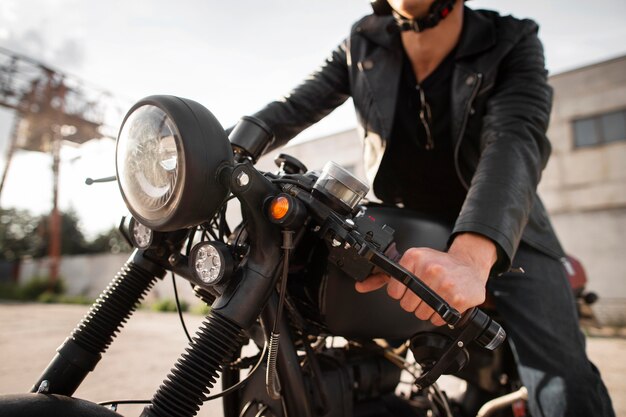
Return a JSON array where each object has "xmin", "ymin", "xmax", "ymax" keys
[
  {"xmin": 0, "ymin": 282, "xmax": 19, "ymax": 299},
  {"xmin": 36, "ymin": 292, "xmax": 94, "ymax": 305},
  {"xmin": 151, "ymin": 298, "xmax": 189, "ymax": 313},
  {"xmin": 0, "ymin": 276, "xmax": 65, "ymax": 301},
  {"xmin": 36, "ymin": 291, "xmax": 57, "ymax": 303},
  {"xmin": 0, "ymin": 276, "xmax": 95, "ymax": 306},
  {"xmin": 56, "ymin": 294, "xmax": 95, "ymax": 305},
  {"xmin": 19, "ymin": 276, "xmax": 65, "ymax": 299},
  {"xmin": 190, "ymin": 303, "xmax": 211, "ymax": 316}
]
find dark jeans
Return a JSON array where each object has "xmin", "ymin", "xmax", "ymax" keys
[{"xmin": 487, "ymin": 243, "xmax": 615, "ymax": 417}]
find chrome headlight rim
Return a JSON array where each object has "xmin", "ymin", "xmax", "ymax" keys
[
  {"xmin": 115, "ymin": 95, "xmax": 233, "ymax": 231},
  {"xmin": 116, "ymin": 103, "xmax": 186, "ymax": 225}
]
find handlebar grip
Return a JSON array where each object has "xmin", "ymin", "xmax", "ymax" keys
[
  {"xmin": 379, "ymin": 244, "xmax": 506, "ymax": 350},
  {"xmin": 465, "ymin": 308, "xmax": 506, "ymax": 351},
  {"xmin": 477, "ymin": 316, "xmax": 506, "ymax": 350}
]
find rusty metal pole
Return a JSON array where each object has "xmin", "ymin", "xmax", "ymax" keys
[
  {"xmin": 48, "ymin": 131, "xmax": 62, "ymax": 286},
  {"xmin": 47, "ymin": 78, "xmax": 66, "ymax": 287},
  {"xmin": 0, "ymin": 114, "xmax": 22, "ymax": 202}
]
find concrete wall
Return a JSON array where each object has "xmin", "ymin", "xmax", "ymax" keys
[
  {"xmin": 540, "ymin": 56, "xmax": 626, "ymax": 213},
  {"xmin": 550, "ymin": 209, "xmax": 626, "ymax": 324},
  {"xmin": 19, "ymin": 253, "xmax": 131, "ymax": 297},
  {"xmin": 539, "ymin": 56, "xmax": 626, "ymax": 323},
  {"xmin": 18, "ymin": 252, "xmax": 202, "ymax": 305}
]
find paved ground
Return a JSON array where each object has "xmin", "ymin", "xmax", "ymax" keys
[{"xmin": 1, "ymin": 303, "xmax": 624, "ymax": 416}]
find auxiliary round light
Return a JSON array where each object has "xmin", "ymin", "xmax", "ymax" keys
[
  {"xmin": 190, "ymin": 242, "xmax": 232, "ymax": 286},
  {"xmin": 129, "ymin": 218, "xmax": 154, "ymax": 249}
]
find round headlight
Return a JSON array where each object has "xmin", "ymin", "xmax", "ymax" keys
[
  {"xmin": 117, "ymin": 105, "xmax": 183, "ymax": 223},
  {"xmin": 116, "ymin": 96, "xmax": 233, "ymax": 231}
]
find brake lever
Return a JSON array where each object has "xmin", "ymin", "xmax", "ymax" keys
[
  {"xmin": 355, "ymin": 239, "xmax": 462, "ymax": 326},
  {"xmin": 413, "ymin": 307, "xmax": 487, "ymax": 389},
  {"xmin": 290, "ymin": 197, "xmax": 463, "ymax": 326}
]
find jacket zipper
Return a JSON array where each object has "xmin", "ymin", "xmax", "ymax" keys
[
  {"xmin": 450, "ymin": 73, "xmax": 566, "ymax": 262},
  {"xmin": 454, "ymin": 72, "xmax": 483, "ymax": 189},
  {"xmin": 416, "ymin": 84, "xmax": 434, "ymax": 150},
  {"xmin": 560, "ymin": 256, "xmax": 574, "ymax": 276}
]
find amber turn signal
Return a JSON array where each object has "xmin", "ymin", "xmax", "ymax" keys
[{"xmin": 269, "ymin": 196, "xmax": 290, "ymax": 220}]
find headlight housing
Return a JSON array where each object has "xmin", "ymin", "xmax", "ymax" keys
[{"xmin": 116, "ymin": 96, "xmax": 233, "ymax": 231}]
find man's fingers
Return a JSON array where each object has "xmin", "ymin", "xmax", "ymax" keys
[
  {"xmin": 414, "ymin": 301, "xmax": 435, "ymax": 321},
  {"xmin": 431, "ymin": 315, "xmax": 446, "ymax": 327},
  {"xmin": 399, "ymin": 291, "xmax": 421, "ymax": 312},
  {"xmin": 355, "ymin": 273, "xmax": 389, "ymax": 293},
  {"xmin": 386, "ymin": 278, "xmax": 407, "ymax": 299}
]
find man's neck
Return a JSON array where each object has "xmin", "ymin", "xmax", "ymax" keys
[{"xmin": 401, "ymin": 0, "xmax": 463, "ymax": 83}]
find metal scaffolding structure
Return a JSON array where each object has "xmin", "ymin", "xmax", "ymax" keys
[{"xmin": 0, "ymin": 46, "xmax": 120, "ymax": 282}]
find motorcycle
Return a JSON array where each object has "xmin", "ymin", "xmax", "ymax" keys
[{"xmin": 0, "ymin": 95, "xmax": 596, "ymax": 417}]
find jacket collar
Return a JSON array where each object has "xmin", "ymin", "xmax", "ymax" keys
[
  {"xmin": 455, "ymin": 7, "xmax": 496, "ymax": 60},
  {"xmin": 354, "ymin": 7, "xmax": 496, "ymax": 59},
  {"xmin": 354, "ymin": 15, "xmax": 398, "ymax": 49},
  {"xmin": 354, "ymin": 7, "xmax": 497, "ymax": 142}
]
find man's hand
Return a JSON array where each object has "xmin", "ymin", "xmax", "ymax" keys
[{"xmin": 355, "ymin": 233, "xmax": 497, "ymax": 326}]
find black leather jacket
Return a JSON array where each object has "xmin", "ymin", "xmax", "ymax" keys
[{"xmin": 253, "ymin": 7, "xmax": 565, "ymax": 272}]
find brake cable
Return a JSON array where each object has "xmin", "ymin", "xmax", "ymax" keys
[
  {"xmin": 265, "ymin": 230, "xmax": 294, "ymax": 400},
  {"xmin": 171, "ymin": 272, "xmax": 193, "ymax": 343},
  {"xmin": 98, "ymin": 320, "xmax": 270, "ymax": 409}
]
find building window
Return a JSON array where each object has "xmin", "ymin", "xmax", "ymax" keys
[{"xmin": 573, "ymin": 109, "xmax": 626, "ymax": 148}]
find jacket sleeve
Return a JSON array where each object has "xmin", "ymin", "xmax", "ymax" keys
[
  {"xmin": 452, "ymin": 23, "xmax": 553, "ymax": 273},
  {"xmin": 252, "ymin": 40, "xmax": 351, "ymax": 151}
]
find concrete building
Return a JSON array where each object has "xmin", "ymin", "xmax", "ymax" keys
[
  {"xmin": 257, "ymin": 55, "xmax": 626, "ymax": 324},
  {"xmin": 540, "ymin": 55, "xmax": 626, "ymax": 323}
]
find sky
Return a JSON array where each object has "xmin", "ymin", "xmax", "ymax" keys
[{"xmin": 0, "ymin": 0, "xmax": 625, "ymax": 237}]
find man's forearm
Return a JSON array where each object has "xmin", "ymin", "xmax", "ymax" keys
[{"xmin": 448, "ymin": 232, "xmax": 497, "ymax": 280}]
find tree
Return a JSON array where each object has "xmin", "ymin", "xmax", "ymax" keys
[
  {"xmin": 35, "ymin": 208, "xmax": 92, "ymax": 257},
  {"xmin": 0, "ymin": 207, "xmax": 131, "ymax": 261},
  {"xmin": 87, "ymin": 226, "xmax": 131, "ymax": 254},
  {"xmin": 0, "ymin": 208, "xmax": 42, "ymax": 261}
]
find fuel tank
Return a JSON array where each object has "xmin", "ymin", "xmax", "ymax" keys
[{"xmin": 291, "ymin": 205, "xmax": 454, "ymax": 340}]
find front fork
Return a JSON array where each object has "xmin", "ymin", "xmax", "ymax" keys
[
  {"xmin": 31, "ymin": 161, "xmax": 305, "ymax": 417},
  {"xmin": 31, "ymin": 250, "xmax": 166, "ymax": 396},
  {"xmin": 141, "ymin": 162, "xmax": 289, "ymax": 417}
]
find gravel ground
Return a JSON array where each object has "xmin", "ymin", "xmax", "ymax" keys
[{"xmin": 0, "ymin": 303, "xmax": 623, "ymax": 416}]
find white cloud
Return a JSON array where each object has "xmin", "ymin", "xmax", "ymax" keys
[{"xmin": 0, "ymin": 1, "xmax": 18, "ymax": 23}]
